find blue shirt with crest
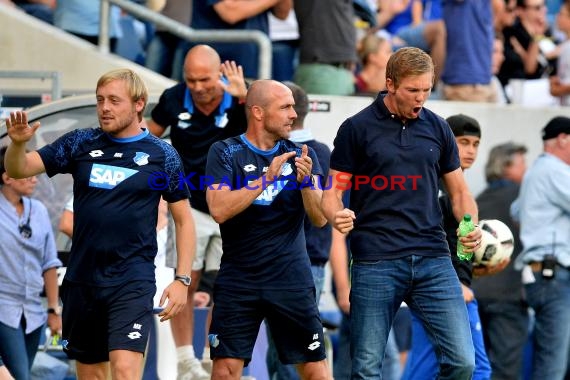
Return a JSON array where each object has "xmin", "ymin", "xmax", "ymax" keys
[
  {"xmin": 38, "ymin": 128, "xmax": 189, "ymax": 286},
  {"xmin": 206, "ymin": 134, "xmax": 323, "ymax": 289}
]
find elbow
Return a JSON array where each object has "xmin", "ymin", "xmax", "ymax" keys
[
  {"xmin": 208, "ymin": 205, "xmax": 229, "ymax": 224},
  {"xmin": 209, "ymin": 208, "xmax": 227, "ymax": 224},
  {"xmin": 220, "ymin": 16, "xmax": 241, "ymax": 25},
  {"xmin": 215, "ymin": 9, "xmax": 244, "ymax": 25}
]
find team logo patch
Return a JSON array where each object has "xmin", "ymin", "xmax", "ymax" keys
[
  {"xmin": 178, "ymin": 112, "xmax": 191, "ymax": 121},
  {"xmin": 208, "ymin": 334, "xmax": 220, "ymax": 348},
  {"xmin": 281, "ymin": 162, "xmax": 293, "ymax": 176},
  {"xmin": 133, "ymin": 152, "xmax": 150, "ymax": 166},
  {"xmin": 89, "ymin": 164, "xmax": 138, "ymax": 189}
]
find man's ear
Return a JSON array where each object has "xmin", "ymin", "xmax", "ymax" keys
[
  {"xmin": 250, "ymin": 105, "xmax": 264, "ymax": 121},
  {"xmin": 386, "ymin": 78, "xmax": 396, "ymax": 94},
  {"xmin": 1, "ymin": 172, "xmax": 11, "ymax": 185},
  {"xmin": 135, "ymin": 98, "xmax": 145, "ymax": 114}
]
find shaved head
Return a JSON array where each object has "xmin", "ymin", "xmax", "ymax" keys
[
  {"xmin": 246, "ymin": 80, "xmax": 291, "ymax": 115},
  {"xmin": 184, "ymin": 44, "xmax": 221, "ymax": 72}
]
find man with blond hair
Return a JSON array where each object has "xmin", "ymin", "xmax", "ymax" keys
[{"xmin": 4, "ymin": 68, "xmax": 195, "ymax": 379}]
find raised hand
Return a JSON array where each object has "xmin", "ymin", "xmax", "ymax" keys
[
  {"xmin": 220, "ymin": 60, "xmax": 247, "ymax": 99},
  {"xmin": 5, "ymin": 111, "xmax": 40, "ymax": 144}
]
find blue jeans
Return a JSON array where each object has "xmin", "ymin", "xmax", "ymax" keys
[
  {"xmin": 525, "ymin": 266, "xmax": 570, "ymax": 380},
  {"xmin": 403, "ymin": 298, "xmax": 491, "ymax": 380},
  {"xmin": 266, "ymin": 265, "xmax": 325, "ymax": 380},
  {"xmin": 271, "ymin": 40, "xmax": 299, "ymax": 82},
  {"xmin": 145, "ymin": 32, "xmax": 188, "ymax": 81},
  {"xmin": 334, "ymin": 312, "xmax": 401, "ymax": 380},
  {"xmin": 350, "ymin": 255, "xmax": 475, "ymax": 380},
  {"xmin": 0, "ymin": 319, "xmax": 43, "ymax": 380}
]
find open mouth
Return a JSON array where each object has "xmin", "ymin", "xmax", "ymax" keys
[{"xmin": 413, "ymin": 106, "xmax": 422, "ymax": 113}]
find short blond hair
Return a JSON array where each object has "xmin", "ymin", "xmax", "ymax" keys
[{"xmin": 96, "ymin": 69, "xmax": 148, "ymax": 122}]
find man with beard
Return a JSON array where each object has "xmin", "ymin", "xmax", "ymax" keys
[{"xmin": 4, "ymin": 68, "xmax": 195, "ymax": 380}]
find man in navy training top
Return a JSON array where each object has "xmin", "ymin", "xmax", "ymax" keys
[
  {"xmin": 265, "ymin": 81, "xmax": 333, "ymax": 380},
  {"xmin": 147, "ymin": 44, "xmax": 247, "ymax": 380},
  {"xmin": 321, "ymin": 47, "xmax": 482, "ymax": 380},
  {"xmin": 205, "ymin": 79, "xmax": 330, "ymax": 380},
  {"xmin": 4, "ymin": 68, "xmax": 196, "ymax": 380}
]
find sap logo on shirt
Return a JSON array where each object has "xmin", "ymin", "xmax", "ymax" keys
[
  {"xmin": 253, "ymin": 179, "xmax": 289, "ymax": 205},
  {"xmin": 89, "ymin": 164, "xmax": 138, "ymax": 189}
]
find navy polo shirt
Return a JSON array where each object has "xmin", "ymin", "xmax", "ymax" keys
[
  {"xmin": 330, "ymin": 92, "xmax": 460, "ymax": 260},
  {"xmin": 150, "ymin": 82, "xmax": 246, "ymax": 213}
]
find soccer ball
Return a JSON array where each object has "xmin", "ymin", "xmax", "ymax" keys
[{"xmin": 473, "ymin": 219, "xmax": 515, "ymax": 266}]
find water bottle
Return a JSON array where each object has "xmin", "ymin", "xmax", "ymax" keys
[{"xmin": 457, "ymin": 214, "xmax": 475, "ymax": 261}]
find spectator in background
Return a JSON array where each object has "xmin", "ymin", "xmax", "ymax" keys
[
  {"xmin": 0, "ymin": 146, "xmax": 62, "ymax": 380},
  {"xmin": 294, "ymin": 0, "xmax": 357, "ymax": 95},
  {"xmin": 472, "ymin": 142, "xmax": 529, "ymax": 380},
  {"xmin": 376, "ymin": 0, "xmax": 447, "ymax": 84},
  {"xmin": 440, "ymin": 0, "xmax": 497, "ymax": 102},
  {"xmin": 146, "ymin": 44, "xmax": 247, "ymax": 380},
  {"xmin": 145, "ymin": 0, "xmax": 192, "ymax": 81},
  {"xmin": 493, "ymin": 0, "xmax": 518, "ymax": 36},
  {"xmin": 497, "ymin": 0, "xmax": 559, "ymax": 92},
  {"xmin": 492, "ymin": 35, "xmax": 509, "ymax": 104},
  {"xmin": 354, "ymin": 33, "xmax": 393, "ymax": 95},
  {"xmin": 269, "ymin": 10, "xmax": 299, "ymax": 81},
  {"xmin": 265, "ymin": 81, "xmax": 333, "ymax": 380},
  {"xmin": 54, "ymin": 0, "xmax": 122, "ymax": 52},
  {"xmin": 191, "ymin": 0, "xmax": 292, "ymax": 79},
  {"xmin": 511, "ymin": 116, "xmax": 570, "ymax": 380},
  {"xmin": 12, "ymin": 0, "xmax": 54, "ymax": 24},
  {"xmin": 549, "ymin": 0, "xmax": 570, "ymax": 105}
]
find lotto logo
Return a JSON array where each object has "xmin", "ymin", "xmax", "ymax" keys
[
  {"xmin": 127, "ymin": 331, "xmax": 142, "ymax": 340},
  {"xmin": 307, "ymin": 342, "xmax": 321, "ymax": 351}
]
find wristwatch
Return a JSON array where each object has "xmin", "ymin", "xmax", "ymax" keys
[
  {"xmin": 175, "ymin": 274, "xmax": 192, "ymax": 286},
  {"xmin": 47, "ymin": 307, "xmax": 60, "ymax": 316}
]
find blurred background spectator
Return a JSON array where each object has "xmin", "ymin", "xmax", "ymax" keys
[
  {"xmin": 294, "ymin": 0, "xmax": 357, "ymax": 95},
  {"xmin": 144, "ymin": 0, "xmax": 192, "ymax": 80}
]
